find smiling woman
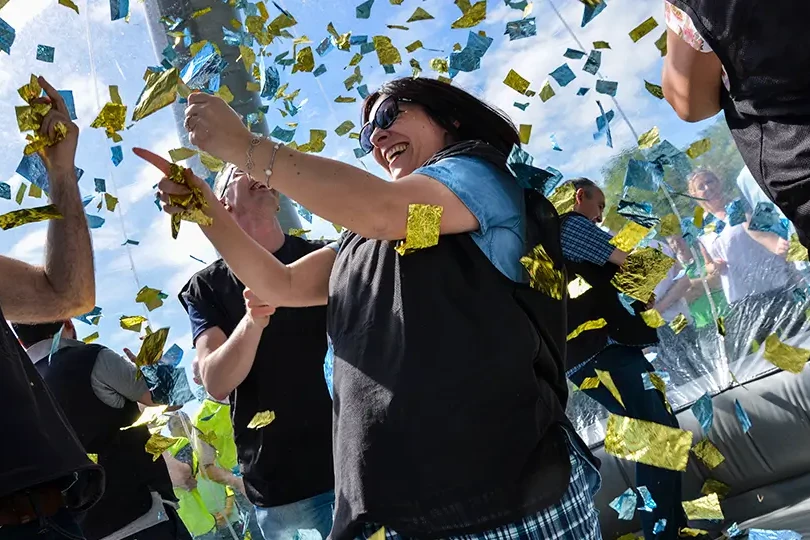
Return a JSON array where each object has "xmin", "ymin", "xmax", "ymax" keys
[{"xmin": 135, "ymin": 75, "xmax": 603, "ymax": 540}]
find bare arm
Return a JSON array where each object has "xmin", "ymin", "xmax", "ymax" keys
[
  {"xmin": 163, "ymin": 451, "xmax": 197, "ymax": 491},
  {"xmin": 746, "ymin": 227, "xmax": 789, "ymax": 257},
  {"xmin": 1, "ymin": 78, "xmax": 94, "ymax": 322},
  {"xmin": 662, "ymin": 28, "xmax": 724, "ymax": 122},
  {"xmin": 196, "ymin": 321, "xmax": 264, "ymax": 402},
  {"xmin": 608, "ymin": 248, "xmax": 628, "ymax": 267}
]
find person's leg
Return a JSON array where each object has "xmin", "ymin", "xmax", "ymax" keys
[{"xmin": 254, "ymin": 491, "xmax": 335, "ymax": 540}]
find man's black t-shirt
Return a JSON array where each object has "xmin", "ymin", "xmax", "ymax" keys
[
  {"xmin": 179, "ymin": 235, "xmax": 334, "ymax": 507},
  {"xmin": 0, "ymin": 303, "xmax": 104, "ymax": 506}
]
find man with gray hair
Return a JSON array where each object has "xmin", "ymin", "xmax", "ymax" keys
[{"xmin": 178, "ymin": 165, "xmax": 334, "ymax": 540}]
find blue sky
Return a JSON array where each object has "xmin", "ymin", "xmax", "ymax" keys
[{"xmin": 0, "ymin": 0, "xmax": 718, "ymax": 397}]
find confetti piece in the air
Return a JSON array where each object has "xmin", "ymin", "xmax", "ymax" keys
[
  {"xmin": 121, "ymin": 405, "xmax": 168, "ymax": 431},
  {"xmin": 395, "ymin": 204, "xmax": 443, "ymax": 256},
  {"xmin": 548, "ymin": 182, "xmax": 576, "ymax": 215},
  {"xmin": 787, "ymin": 234, "xmax": 809, "ymax": 262},
  {"xmin": 593, "ymin": 40, "xmax": 610, "ymax": 49},
  {"xmin": 564, "ymin": 48, "xmax": 585, "ymax": 59},
  {"xmin": 451, "ymin": 0, "xmax": 487, "ymax": 29},
  {"xmin": 655, "ymin": 31, "xmax": 667, "ymax": 56},
  {"xmin": 288, "ymin": 228, "xmax": 311, "ymax": 237},
  {"xmin": 641, "ymin": 309, "xmax": 667, "ymax": 329},
  {"xmin": 0, "ymin": 183, "xmax": 9, "ymax": 200},
  {"xmin": 645, "ymin": 80, "xmax": 664, "ymax": 99},
  {"xmin": 430, "ymin": 57, "xmax": 449, "ymax": 73},
  {"xmin": 0, "ymin": 205, "xmax": 62, "ymax": 230},
  {"xmin": 506, "ymin": 145, "xmax": 560, "ymax": 192},
  {"xmin": 518, "ymin": 124, "xmax": 532, "ymax": 144},
  {"xmin": 567, "ymin": 319, "xmax": 607, "ymax": 341},
  {"xmin": 292, "ymin": 46, "xmax": 314, "ymax": 73},
  {"xmin": 549, "ymin": 64, "xmax": 576, "ymax": 87},
  {"xmin": 629, "ymin": 16, "xmax": 658, "ymax": 42},
  {"xmin": 637, "ymin": 126, "xmax": 660, "ymax": 149},
  {"xmin": 15, "ymin": 184, "xmax": 25, "ymax": 205},
  {"xmin": 82, "ymin": 332, "xmax": 99, "ymax": 344},
  {"xmin": 145, "ymin": 433, "xmax": 181, "ymax": 461},
  {"xmin": 59, "ymin": 0, "xmax": 79, "ymax": 14},
  {"xmin": 595, "ymin": 368, "xmax": 625, "ymax": 408},
  {"xmin": 36, "ymin": 45, "xmax": 54, "ymax": 63},
  {"xmin": 594, "ymin": 100, "xmax": 613, "ymax": 148},
  {"xmin": 505, "ymin": 17, "xmax": 536, "ymax": 40},
  {"xmin": 297, "ymin": 129, "xmax": 327, "ymax": 154},
  {"xmin": 120, "ymin": 315, "xmax": 148, "ymax": 332},
  {"xmin": 87, "ymin": 453, "xmax": 98, "ymax": 463},
  {"xmin": 583, "ymin": 50, "xmax": 601, "ymax": 74},
  {"xmin": 539, "ymin": 80, "xmax": 555, "ymax": 102},
  {"xmin": 405, "ymin": 40, "xmax": 422, "ymax": 53},
  {"xmin": 407, "ymin": 7, "xmax": 434, "ymax": 22},
  {"xmin": 29, "ymin": 184, "xmax": 42, "ymax": 199},
  {"xmin": 373, "ymin": 35, "xmax": 402, "ymax": 66},
  {"xmin": 191, "ymin": 6, "xmax": 210, "ymax": 18},
  {"xmin": 749, "ymin": 202, "xmax": 789, "ymax": 239},
  {"xmin": 682, "ymin": 493, "xmax": 723, "ymax": 521},
  {"xmin": 605, "ymin": 414, "xmax": 692, "ymax": 471},
  {"xmin": 110, "ymin": 0, "xmax": 129, "ymax": 21},
  {"xmin": 105, "ymin": 193, "xmax": 118, "ymax": 212},
  {"xmin": 609, "ymin": 488, "xmax": 636, "ymax": 520},
  {"xmin": 503, "ymin": 69, "xmax": 530, "ymax": 94},
  {"xmin": 637, "ymin": 486, "xmax": 657, "ymax": 512},
  {"xmin": 356, "ymin": 0, "xmax": 374, "ymax": 19},
  {"xmin": 521, "ymin": 243, "xmax": 565, "ymax": 300},
  {"xmin": 693, "ymin": 206, "xmax": 705, "ymax": 229},
  {"xmin": 763, "ymin": 333, "xmax": 809, "ymax": 374},
  {"xmin": 449, "ymin": 31, "xmax": 493, "ymax": 76},
  {"xmin": 624, "ymin": 159, "xmax": 664, "ymax": 193},
  {"xmin": 90, "ymin": 101, "xmax": 127, "ymax": 142},
  {"xmin": 701, "ymin": 478, "xmax": 731, "ymax": 499},
  {"xmin": 691, "ymin": 393, "xmax": 714, "ymax": 433},
  {"xmin": 335, "ymin": 121, "xmax": 355, "ymax": 136},
  {"xmin": 653, "ymin": 520, "xmax": 667, "ymax": 534},
  {"xmin": 611, "ymin": 247, "xmax": 675, "ymax": 303},
  {"xmin": 132, "ymin": 67, "xmax": 180, "ymax": 122},
  {"xmin": 686, "ymin": 137, "xmax": 712, "ymax": 159},
  {"xmin": 581, "ymin": 0, "xmax": 606, "ymax": 27},
  {"xmin": 136, "ymin": 285, "xmax": 167, "ymax": 312},
  {"xmin": 168, "ymin": 147, "xmax": 197, "ymax": 162},
  {"xmin": 313, "ymin": 64, "xmax": 327, "ymax": 77},
  {"xmin": 111, "ymin": 146, "xmax": 123, "ymax": 166},
  {"xmin": 595, "ymin": 79, "xmax": 618, "ymax": 96},
  {"xmin": 0, "ymin": 17, "xmax": 15, "ymax": 54},
  {"xmin": 550, "ymin": 133, "xmax": 562, "ymax": 151},
  {"xmin": 670, "ymin": 313, "xmax": 688, "ymax": 334},
  {"xmin": 577, "ymin": 87, "xmax": 590, "ymax": 96},
  {"xmin": 692, "ymin": 438, "xmax": 725, "ymax": 469},
  {"xmin": 610, "ymin": 221, "xmax": 650, "ymax": 252},
  {"xmin": 247, "ymin": 410, "xmax": 276, "ymax": 429},
  {"xmin": 579, "ymin": 377, "xmax": 600, "ymax": 390},
  {"xmin": 135, "ymin": 327, "xmax": 169, "ymax": 371}
]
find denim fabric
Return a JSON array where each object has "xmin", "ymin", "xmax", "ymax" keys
[
  {"xmin": 254, "ymin": 491, "xmax": 334, "ymax": 540},
  {"xmin": 569, "ymin": 344, "xmax": 687, "ymax": 540}
]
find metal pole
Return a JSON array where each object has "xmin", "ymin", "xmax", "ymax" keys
[{"xmin": 142, "ymin": 0, "xmax": 301, "ymax": 231}]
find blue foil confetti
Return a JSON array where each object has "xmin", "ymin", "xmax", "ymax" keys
[
  {"xmin": 734, "ymin": 399, "xmax": 752, "ymax": 433},
  {"xmin": 0, "ymin": 17, "xmax": 15, "ymax": 54},
  {"xmin": 637, "ymin": 486, "xmax": 657, "ymax": 511},
  {"xmin": 749, "ymin": 530, "xmax": 802, "ymax": 540},
  {"xmin": 726, "ymin": 523, "xmax": 743, "ymax": 537},
  {"xmin": 36, "ymin": 45, "xmax": 55, "ymax": 63},
  {"xmin": 222, "ymin": 27, "xmax": 252, "ymax": 47},
  {"xmin": 359, "ymin": 41, "xmax": 376, "ymax": 55},
  {"xmin": 110, "ymin": 0, "xmax": 129, "ymax": 21},
  {"xmin": 122, "ymin": 239, "xmax": 140, "ymax": 246},
  {"xmin": 563, "ymin": 48, "xmax": 586, "ymax": 59},
  {"xmin": 313, "ymin": 64, "xmax": 327, "ymax": 77},
  {"xmin": 506, "ymin": 144, "xmax": 556, "ymax": 192},
  {"xmin": 47, "ymin": 325, "xmax": 63, "ymax": 364},
  {"xmin": 608, "ymin": 488, "xmax": 636, "ymax": 520},
  {"xmin": 190, "ymin": 255, "xmax": 206, "ymax": 264},
  {"xmin": 0, "ymin": 183, "xmax": 10, "ymax": 200},
  {"xmin": 353, "ymin": 147, "xmax": 368, "ymax": 159},
  {"xmin": 581, "ymin": 0, "xmax": 607, "ymax": 27},
  {"xmin": 624, "ymin": 159, "xmax": 664, "ymax": 193},
  {"xmin": 596, "ymin": 79, "xmax": 618, "ymax": 96},
  {"xmin": 383, "ymin": 64, "xmax": 395, "ymax": 74},
  {"xmin": 449, "ymin": 31, "xmax": 494, "ymax": 78},
  {"xmin": 617, "ymin": 199, "xmax": 659, "ymax": 228},
  {"xmin": 75, "ymin": 306, "xmax": 102, "ymax": 325},
  {"xmin": 504, "ymin": 0, "xmax": 528, "ymax": 9},
  {"xmin": 86, "ymin": 215, "xmax": 106, "ymax": 229},
  {"xmin": 593, "ymin": 101, "xmax": 613, "ymax": 148},
  {"xmin": 58, "ymin": 90, "xmax": 78, "ymax": 120},
  {"xmin": 141, "ymin": 364, "xmax": 194, "ymax": 406},
  {"xmin": 750, "ymin": 201, "xmax": 789, "ymax": 239},
  {"xmin": 726, "ymin": 198, "xmax": 746, "ymax": 227},
  {"xmin": 94, "ymin": 178, "xmax": 106, "ymax": 193},
  {"xmin": 618, "ymin": 293, "xmax": 636, "ymax": 314},
  {"xmin": 550, "ymin": 133, "xmax": 562, "ymax": 152},
  {"xmin": 111, "ymin": 146, "xmax": 123, "ymax": 167},
  {"xmin": 514, "ymin": 102, "xmax": 529, "ymax": 110},
  {"xmin": 297, "ymin": 204, "xmax": 313, "ymax": 223},
  {"xmin": 161, "ymin": 344, "xmax": 184, "ymax": 367},
  {"xmin": 583, "ymin": 50, "xmax": 602, "ymax": 74},
  {"xmin": 794, "ymin": 286, "xmax": 808, "ymax": 303},
  {"xmin": 261, "ymin": 65, "xmax": 281, "ymax": 99},
  {"xmin": 271, "ymin": 126, "xmax": 296, "ymax": 143},
  {"xmin": 357, "ymin": 84, "xmax": 369, "ymax": 98},
  {"xmin": 691, "ymin": 392, "xmax": 714, "ymax": 434},
  {"xmin": 350, "ymin": 35, "xmax": 368, "ymax": 46},
  {"xmin": 653, "ymin": 519, "xmax": 667, "ymax": 535},
  {"xmin": 577, "ymin": 87, "xmax": 590, "ymax": 96},
  {"xmin": 356, "ymin": 0, "xmax": 374, "ymax": 19},
  {"xmin": 505, "ymin": 17, "xmax": 536, "ymax": 41},
  {"xmin": 316, "ymin": 37, "xmax": 333, "ymax": 56},
  {"xmin": 180, "ymin": 41, "xmax": 227, "ymax": 90},
  {"xmin": 16, "ymin": 153, "xmax": 84, "ymax": 193},
  {"xmin": 549, "ymin": 63, "xmax": 576, "ymax": 87}
]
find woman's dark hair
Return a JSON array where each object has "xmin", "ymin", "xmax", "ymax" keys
[{"xmin": 362, "ymin": 78, "xmax": 521, "ymax": 158}]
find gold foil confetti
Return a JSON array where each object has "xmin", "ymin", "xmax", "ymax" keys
[
  {"xmin": 701, "ymin": 478, "xmax": 731, "ymax": 499},
  {"xmin": 166, "ymin": 163, "xmax": 213, "ymax": 239},
  {"xmin": 326, "ymin": 22, "xmax": 351, "ymax": 50},
  {"xmin": 521, "ymin": 243, "xmax": 565, "ymax": 300},
  {"xmin": 686, "ymin": 137, "xmax": 712, "ymax": 159},
  {"xmin": 539, "ymin": 80, "xmax": 555, "ymax": 102},
  {"xmin": 368, "ymin": 527, "xmax": 386, "ymax": 540},
  {"xmin": 679, "ymin": 528, "xmax": 709, "ymax": 538},
  {"xmin": 605, "ymin": 414, "xmax": 692, "ymax": 471},
  {"xmin": 15, "ymin": 184, "xmax": 25, "ymax": 205},
  {"xmin": 610, "ymin": 221, "xmax": 650, "ymax": 252},
  {"xmin": 395, "ymin": 204, "xmax": 443, "ymax": 256},
  {"xmin": 437, "ymin": 76, "xmax": 453, "ymax": 85},
  {"xmin": 430, "ymin": 57, "xmax": 449, "ymax": 73},
  {"xmin": 335, "ymin": 120, "xmax": 355, "ymax": 136},
  {"xmin": 373, "ymin": 36, "xmax": 402, "ymax": 65},
  {"xmin": 637, "ymin": 126, "xmax": 660, "ymax": 149},
  {"xmin": 59, "ymin": 0, "xmax": 79, "ymax": 13},
  {"xmin": 335, "ymin": 95, "xmax": 357, "ymax": 103},
  {"xmin": 641, "ymin": 309, "xmax": 667, "ymax": 328},
  {"xmin": 247, "ymin": 410, "xmax": 276, "ymax": 429},
  {"xmin": 239, "ymin": 45, "xmax": 256, "ymax": 72},
  {"xmin": 787, "ymin": 234, "xmax": 809, "ymax": 262},
  {"xmin": 645, "ymin": 81, "xmax": 664, "ymax": 99},
  {"xmin": 132, "ymin": 67, "xmax": 179, "ymax": 122},
  {"xmin": 268, "ymin": 12, "xmax": 296, "ymax": 38},
  {"xmin": 717, "ymin": 316, "xmax": 726, "ymax": 336},
  {"xmin": 82, "ymin": 332, "xmax": 99, "ymax": 344},
  {"xmin": 105, "ymin": 193, "xmax": 118, "ymax": 212},
  {"xmin": 0, "ymin": 204, "xmax": 62, "ymax": 230},
  {"xmin": 297, "ymin": 129, "xmax": 327, "ymax": 153},
  {"xmin": 407, "ymin": 7, "xmax": 434, "ymax": 22},
  {"xmin": 682, "ymin": 493, "xmax": 724, "ymax": 521},
  {"xmin": 669, "ymin": 313, "xmax": 688, "ymax": 334},
  {"xmin": 216, "ymin": 85, "xmax": 234, "ymax": 104},
  {"xmin": 287, "ymin": 228, "xmax": 311, "ymax": 237},
  {"xmin": 405, "ymin": 40, "xmax": 423, "ymax": 53},
  {"xmin": 121, "ymin": 405, "xmax": 168, "ymax": 431},
  {"xmin": 568, "ymin": 275, "xmax": 592, "ymax": 299},
  {"xmin": 89, "ymin": 101, "xmax": 127, "ymax": 141},
  {"xmin": 191, "ymin": 6, "xmax": 211, "ymax": 17},
  {"xmin": 199, "ymin": 152, "xmax": 224, "ymax": 172},
  {"xmin": 629, "ymin": 16, "xmax": 658, "ymax": 42},
  {"xmin": 579, "ymin": 376, "xmax": 600, "ymax": 390},
  {"xmin": 658, "ymin": 213, "xmax": 681, "ymax": 237},
  {"xmin": 145, "ymin": 433, "xmax": 182, "ymax": 461},
  {"xmin": 87, "ymin": 454, "xmax": 98, "ymax": 463},
  {"xmin": 136, "ymin": 286, "xmax": 165, "ymax": 311},
  {"xmin": 504, "ymin": 69, "xmax": 530, "ymax": 95},
  {"xmin": 292, "ymin": 46, "xmax": 314, "ymax": 73},
  {"xmin": 593, "ymin": 40, "xmax": 610, "ymax": 49},
  {"xmin": 611, "ymin": 247, "xmax": 675, "ymax": 303},
  {"xmin": 120, "ymin": 315, "xmax": 148, "ymax": 332},
  {"xmin": 648, "ymin": 372, "xmax": 672, "ymax": 413},
  {"xmin": 135, "ymin": 327, "xmax": 169, "ymax": 370},
  {"xmin": 548, "ymin": 182, "xmax": 576, "ymax": 215},
  {"xmin": 567, "ymin": 318, "xmax": 607, "ymax": 341},
  {"xmin": 595, "ymin": 369, "xmax": 625, "ymax": 408},
  {"xmin": 169, "ymin": 147, "xmax": 198, "ymax": 162},
  {"xmin": 451, "ymin": 0, "xmax": 486, "ymax": 29},
  {"xmin": 16, "ymin": 75, "xmax": 67, "ymax": 155},
  {"xmin": 763, "ymin": 333, "xmax": 809, "ymax": 374},
  {"xmin": 388, "ymin": 24, "xmax": 409, "ymax": 30},
  {"xmin": 28, "ymin": 183, "xmax": 42, "ymax": 199},
  {"xmin": 691, "ymin": 438, "xmax": 725, "ymax": 469},
  {"xmin": 518, "ymin": 124, "xmax": 532, "ymax": 144},
  {"xmin": 693, "ymin": 206, "xmax": 705, "ymax": 229},
  {"xmin": 410, "ymin": 58, "xmax": 422, "ymax": 78},
  {"xmin": 654, "ymin": 30, "xmax": 667, "ymax": 56}
]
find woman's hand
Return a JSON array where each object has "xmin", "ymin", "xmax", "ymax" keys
[
  {"xmin": 132, "ymin": 147, "xmax": 218, "ymax": 216},
  {"xmin": 184, "ymin": 92, "xmax": 252, "ymax": 165}
]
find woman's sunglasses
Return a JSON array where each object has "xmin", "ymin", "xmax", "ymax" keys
[{"xmin": 359, "ymin": 96, "xmax": 409, "ymax": 154}]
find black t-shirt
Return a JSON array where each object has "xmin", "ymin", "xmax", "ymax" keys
[
  {"xmin": 0, "ymin": 303, "xmax": 104, "ymax": 506},
  {"xmin": 179, "ymin": 235, "xmax": 334, "ymax": 507}
]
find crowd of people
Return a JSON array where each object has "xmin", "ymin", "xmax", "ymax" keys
[{"xmin": 3, "ymin": 1, "xmax": 810, "ymax": 539}]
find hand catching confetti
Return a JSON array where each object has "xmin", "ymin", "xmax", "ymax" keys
[
  {"xmin": 184, "ymin": 92, "xmax": 252, "ymax": 165},
  {"xmin": 244, "ymin": 288, "xmax": 276, "ymax": 328},
  {"xmin": 37, "ymin": 76, "xmax": 79, "ymax": 171}
]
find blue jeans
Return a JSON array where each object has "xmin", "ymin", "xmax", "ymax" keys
[
  {"xmin": 569, "ymin": 345, "xmax": 687, "ymax": 540},
  {"xmin": 0, "ymin": 509, "xmax": 84, "ymax": 540},
  {"xmin": 254, "ymin": 491, "xmax": 334, "ymax": 540}
]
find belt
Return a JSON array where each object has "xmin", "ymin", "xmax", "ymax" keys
[{"xmin": 0, "ymin": 484, "xmax": 66, "ymax": 525}]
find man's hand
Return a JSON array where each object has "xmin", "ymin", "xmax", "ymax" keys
[
  {"xmin": 37, "ymin": 76, "xmax": 79, "ymax": 172},
  {"xmin": 244, "ymin": 288, "xmax": 275, "ymax": 328},
  {"xmin": 776, "ymin": 237, "xmax": 790, "ymax": 257}
]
